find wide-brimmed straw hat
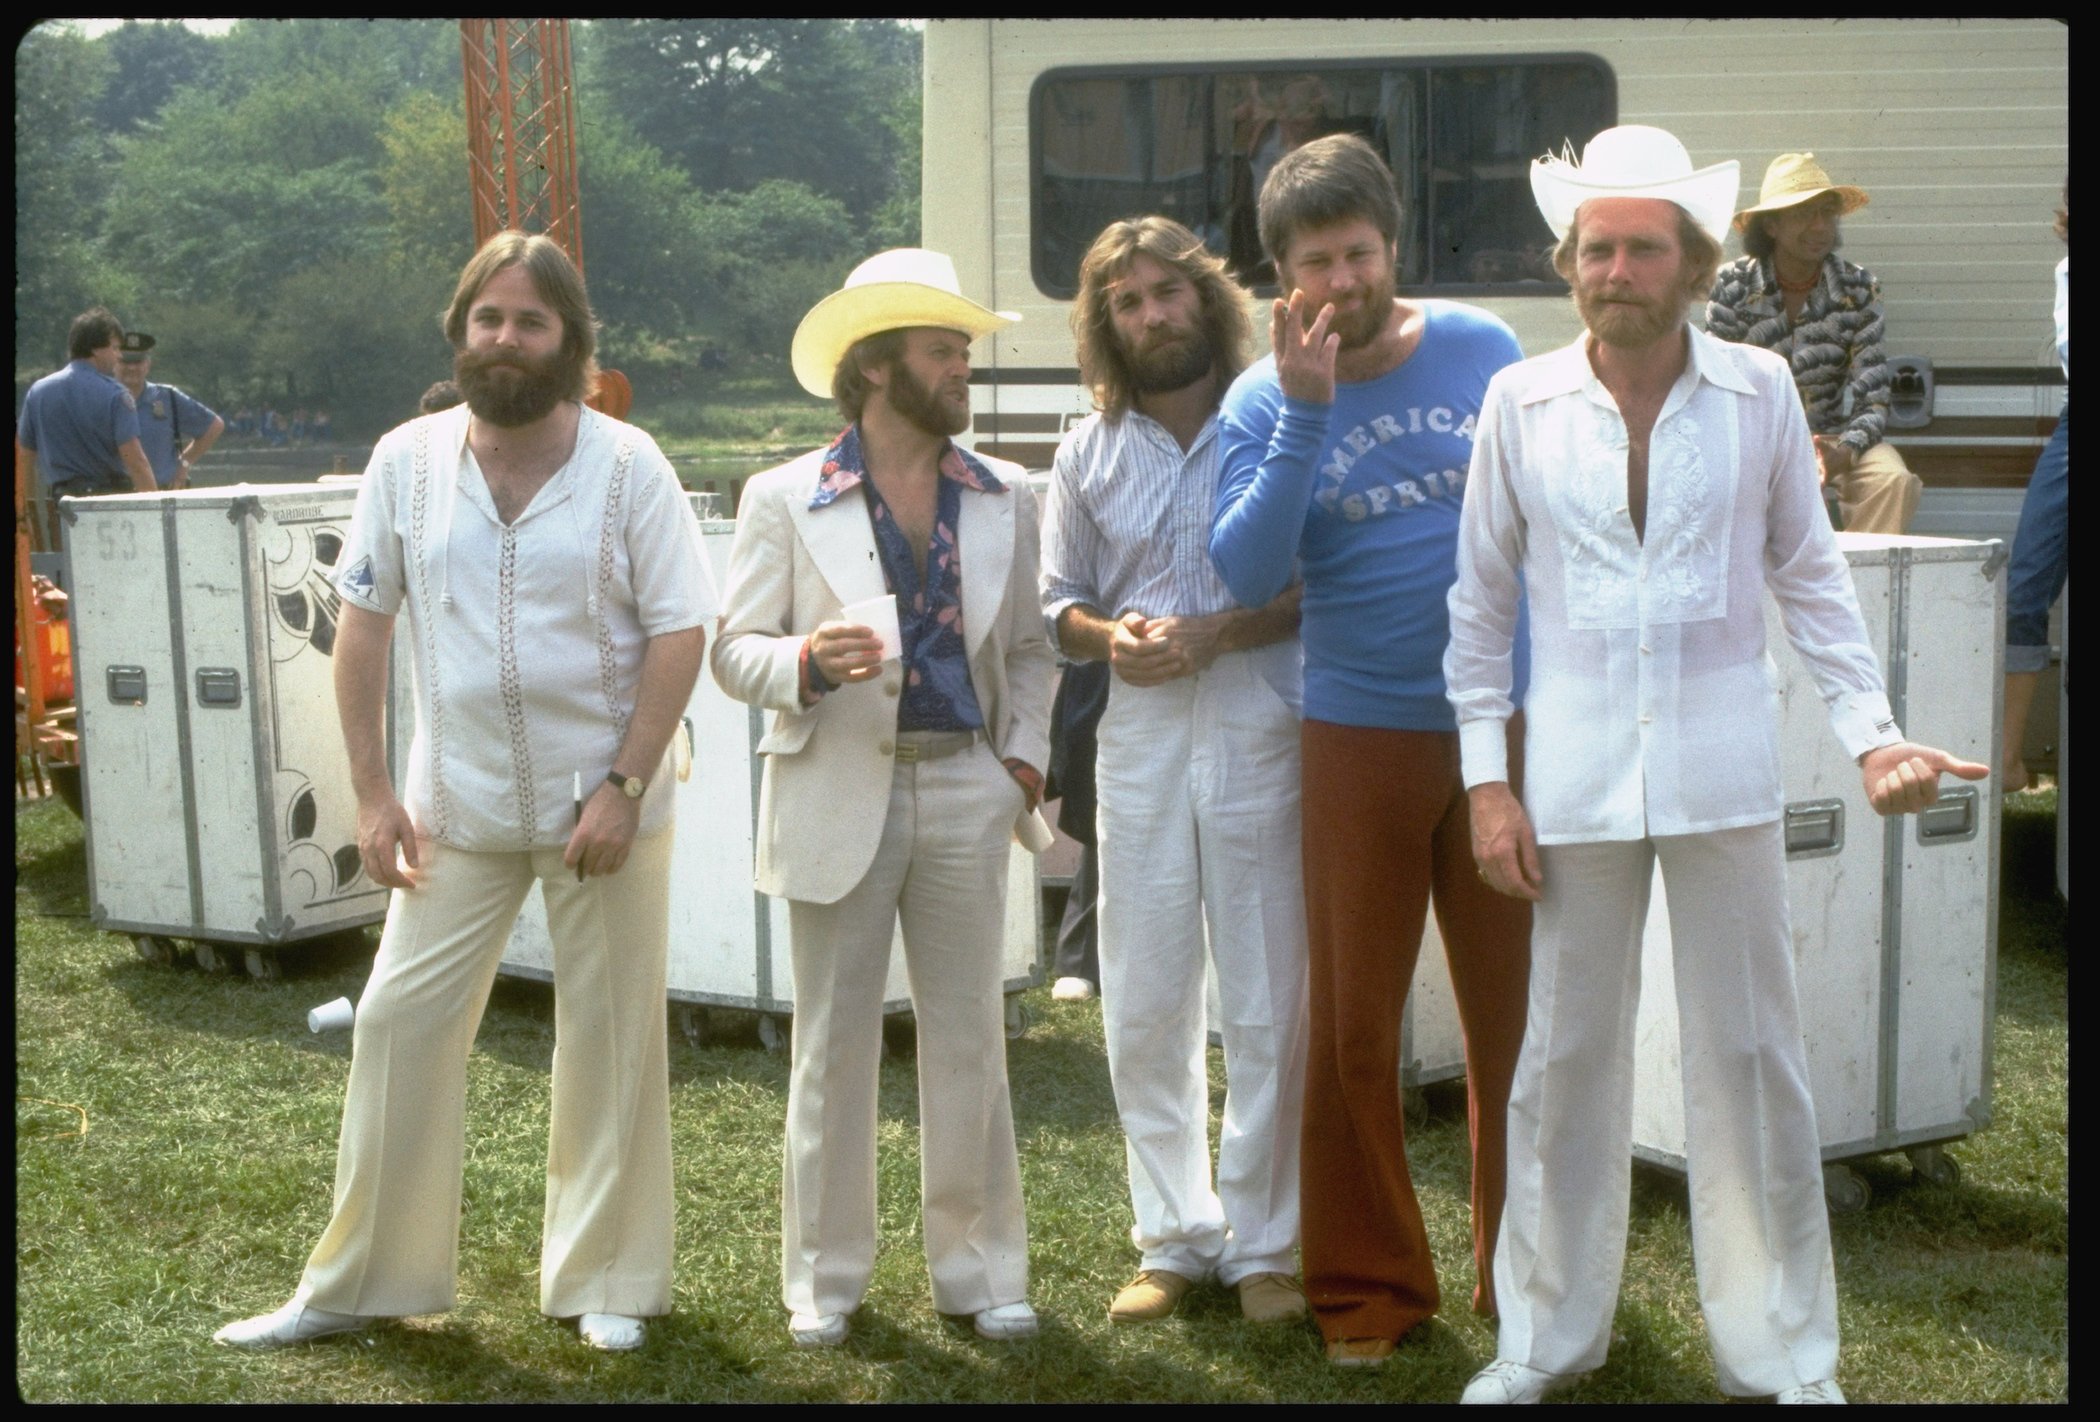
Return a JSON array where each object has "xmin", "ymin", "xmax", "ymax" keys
[
  {"xmin": 1530, "ymin": 124, "xmax": 1740, "ymax": 246},
  {"xmin": 1733, "ymin": 152, "xmax": 1869, "ymax": 232},
  {"xmin": 790, "ymin": 248, "xmax": 1019, "ymax": 399}
]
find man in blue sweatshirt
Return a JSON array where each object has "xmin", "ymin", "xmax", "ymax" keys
[{"xmin": 1210, "ymin": 132, "xmax": 1532, "ymax": 1367}]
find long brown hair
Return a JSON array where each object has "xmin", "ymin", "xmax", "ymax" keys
[
  {"xmin": 1071, "ymin": 216, "xmax": 1252, "ymax": 420},
  {"xmin": 442, "ymin": 231, "xmax": 600, "ymax": 403}
]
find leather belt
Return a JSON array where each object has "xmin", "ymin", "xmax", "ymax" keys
[{"xmin": 892, "ymin": 729, "xmax": 983, "ymax": 763}]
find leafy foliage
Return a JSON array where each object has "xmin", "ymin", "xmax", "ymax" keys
[{"xmin": 14, "ymin": 18, "xmax": 921, "ymax": 439}]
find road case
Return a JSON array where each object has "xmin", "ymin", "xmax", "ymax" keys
[
  {"xmin": 63, "ymin": 485, "xmax": 404, "ymax": 976},
  {"xmin": 1631, "ymin": 534, "xmax": 2003, "ymax": 1209},
  {"xmin": 502, "ymin": 512, "xmax": 1044, "ymax": 1044}
]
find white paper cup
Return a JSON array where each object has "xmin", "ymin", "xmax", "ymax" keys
[
  {"xmin": 307, "ymin": 997, "xmax": 355, "ymax": 1033},
  {"xmin": 840, "ymin": 593, "xmax": 902, "ymax": 662}
]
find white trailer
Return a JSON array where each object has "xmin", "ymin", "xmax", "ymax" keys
[{"xmin": 923, "ymin": 17, "xmax": 2066, "ymax": 543}]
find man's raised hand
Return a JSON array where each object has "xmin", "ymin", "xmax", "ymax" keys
[{"xmin": 1273, "ymin": 289, "xmax": 1339, "ymax": 405}]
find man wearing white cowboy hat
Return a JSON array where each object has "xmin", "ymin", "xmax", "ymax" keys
[
  {"xmin": 712, "ymin": 248, "xmax": 1056, "ymax": 1349},
  {"xmin": 1445, "ymin": 125, "xmax": 1988, "ymax": 1404},
  {"xmin": 1706, "ymin": 152, "xmax": 1921, "ymax": 534}
]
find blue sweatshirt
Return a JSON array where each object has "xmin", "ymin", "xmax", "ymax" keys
[{"xmin": 1212, "ymin": 300, "xmax": 1528, "ymax": 731}]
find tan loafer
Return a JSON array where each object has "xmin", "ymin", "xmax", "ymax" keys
[
  {"xmin": 1107, "ymin": 1269, "xmax": 1196, "ymax": 1323},
  {"xmin": 1236, "ymin": 1272, "xmax": 1308, "ymax": 1323},
  {"xmin": 1327, "ymin": 1336, "xmax": 1396, "ymax": 1368}
]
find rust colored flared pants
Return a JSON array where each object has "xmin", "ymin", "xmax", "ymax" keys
[{"xmin": 1297, "ymin": 716, "xmax": 1532, "ymax": 1346}]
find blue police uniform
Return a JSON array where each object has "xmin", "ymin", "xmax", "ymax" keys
[
  {"xmin": 134, "ymin": 381, "xmax": 221, "ymax": 488},
  {"xmin": 17, "ymin": 360, "xmax": 141, "ymax": 496}
]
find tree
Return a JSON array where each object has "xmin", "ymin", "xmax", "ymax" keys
[
  {"xmin": 578, "ymin": 20, "xmax": 919, "ymax": 224},
  {"xmin": 14, "ymin": 22, "xmax": 132, "ymax": 375},
  {"xmin": 689, "ymin": 180, "xmax": 859, "ymax": 362},
  {"xmin": 379, "ymin": 89, "xmax": 473, "ymax": 276},
  {"xmin": 90, "ymin": 20, "xmax": 221, "ymax": 135}
]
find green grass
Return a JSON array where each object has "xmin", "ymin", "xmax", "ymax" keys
[{"xmin": 13, "ymin": 789, "xmax": 2067, "ymax": 1401}]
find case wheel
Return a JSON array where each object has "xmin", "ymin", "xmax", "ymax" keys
[
  {"xmin": 758, "ymin": 1014, "xmax": 789, "ymax": 1054},
  {"xmin": 1403, "ymin": 1087, "xmax": 1430, "ymax": 1133},
  {"xmin": 194, "ymin": 941, "xmax": 234, "ymax": 975},
  {"xmin": 244, "ymin": 948, "xmax": 282, "ymax": 981},
  {"xmin": 1004, "ymin": 996, "xmax": 1030, "ymax": 1041},
  {"xmin": 675, "ymin": 1004, "xmax": 709, "ymax": 1048},
  {"xmin": 1907, "ymin": 1144, "xmax": 1962, "ymax": 1188},
  {"xmin": 1822, "ymin": 1163, "xmax": 1871, "ymax": 1214},
  {"xmin": 132, "ymin": 934, "xmax": 178, "ymax": 967}
]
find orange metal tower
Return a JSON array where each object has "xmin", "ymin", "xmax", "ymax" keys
[{"xmin": 460, "ymin": 19, "xmax": 585, "ymax": 267}]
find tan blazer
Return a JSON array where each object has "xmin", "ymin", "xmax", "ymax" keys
[{"xmin": 711, "ymin": 445, "xmax": 1056, "ymax": 904}]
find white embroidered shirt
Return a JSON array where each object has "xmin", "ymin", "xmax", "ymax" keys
[
  {"xmin": 335, "ymin": 404, "xmax": 720, "ymax": 850},
  {"xmin": 1445, "ymin": 328, "xmax": 1903, "ymax": 844}
]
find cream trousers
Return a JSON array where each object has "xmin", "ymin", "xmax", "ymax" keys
[
  {"xmin": 1493, "ymin": 820, "xmax": 1839, "ymax": 1396},
  {"xmin": 1094, "ymin": 645, "xmax": 1308, "ymax": 1284},
  {"xmin": 781, "ymin": 743, "xmax": 1029, "ymax": 1318},
  {"xmin": 1833, "ymin": 441, "xmax": 1921, "ymax": 535},
  {"xmin": 299, "ymin": 831, "xmax": 675, "ymax": 1320}
]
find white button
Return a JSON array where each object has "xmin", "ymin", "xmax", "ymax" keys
[
  {"xmin": 884, "ymin": 682, "xmax": 899, "ymax": 697},
  {"xmin": 877, "ymin": 741, "xmax": 894, "ymax": 756},
  {"xmin": 1640, "ymin": 645, "xmax": 1651, "ymax": 655},
  {"xmin": 1640, "ymin": 715, "xmax": 1652, "ymax": 725}
]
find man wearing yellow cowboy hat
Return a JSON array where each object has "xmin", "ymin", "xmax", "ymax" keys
[
  {"xmin": 1446, "ymin": 124, "xmax": 1987, "ymax": 1405},
  {"xmin": 1706, "ymin": 152, "xmax": 1922, "ymax": 534},
  {"xmin": 712, "ymin": 248, "xmax": 1056, "ymax": 1349}
]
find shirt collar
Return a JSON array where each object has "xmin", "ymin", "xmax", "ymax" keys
[
  {"xmin": 810, "ymin": 423, "xmax": 1008, "ymax": 509},
  {"xmin": 1524, "ymin": 324, "xmax": 1758, "ymax": 410}
]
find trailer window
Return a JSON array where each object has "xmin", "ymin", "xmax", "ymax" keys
[{"xmin": 1032, "ymin": 58, "xmax": 1614, "ymax": 298}]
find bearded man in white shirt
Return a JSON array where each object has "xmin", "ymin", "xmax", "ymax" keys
[
  {"xmin": 214, "ymin": 232, "xmax": 718, "ymax": 1355},
  {"xmin": 1443, "ymin": 127, "xmax": 1987, "ymax": 1405},
  {"xmin": 1040, "ymin": 216, "xmax": 1308, "ymax": 1328}
]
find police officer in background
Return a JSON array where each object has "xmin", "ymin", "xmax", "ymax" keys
[
  {"xmin": 113, "ymin": 331, "xmax": 224, "ymax": 490},
  {"xmin": 16, "ymin": 308, "xmax": 157, "ymax": 540}
]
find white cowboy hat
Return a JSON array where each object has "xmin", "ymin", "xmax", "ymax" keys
[
  {"xmin": 790, "ymin": 248, "xmax": 1020, "ymax": 399},
  {"xmin": 1530, "ymin": 125, "xmax": 1740, "ymax": 246}
]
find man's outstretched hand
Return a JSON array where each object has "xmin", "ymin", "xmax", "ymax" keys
[{"xmin": 1859, "ymin": 742, "xmax": 1991, "ymax": 816}]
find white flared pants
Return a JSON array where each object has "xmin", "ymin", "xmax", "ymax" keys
[
  {"xmin": 300, "ymin": 830, "xmax": 675, "ymax": 1320},
  {"xmin": 780, "ymin": 744, "xmax": 1029, "ymax": 1318},
  {"xmin": 1095, "ymin": 644, "xmax": 1309, "ymax": 1284},
  {"xmin": 1492, "ymin": 820, "xmax": 1839, "ymax": 1395}
]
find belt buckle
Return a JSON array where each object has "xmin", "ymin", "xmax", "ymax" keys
[{"xmin": 894, "ymin": 742, "xmax": 921, "ymax": 763}]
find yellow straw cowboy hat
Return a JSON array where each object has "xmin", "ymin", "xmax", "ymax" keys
[
  {"xmin": 790, "ymin": 248, "xmax": 1019, "ymax": 399},
  {"xmin": 1733, "ymin": 153, "xmax": 1869, "ymax": 232},
  {"xmin": 1530, "ymin": 124, "xmax": 1740, "ymax": 246}
]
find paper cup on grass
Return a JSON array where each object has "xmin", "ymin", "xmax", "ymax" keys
[
  {"xmin": 840, "ymin": 593, "xmax": 902, "ymax": 663},
  {"xmin": 308, "ymin": 997, "xmax": 355, "ymax": 1033}
]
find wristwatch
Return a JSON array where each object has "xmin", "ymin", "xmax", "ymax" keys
[{"xmin": 606, "ymin": 770, "xmax": 647, "ymax": 799}]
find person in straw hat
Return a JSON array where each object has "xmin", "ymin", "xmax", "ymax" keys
[
  {"xmin": 712, "ymin": 248, "xmax": 1056, "ymax": 1349},
  {"xmin": 1445, "ymin": 125, "xmax": 1988, "ymax": 1404},
  {"xmin": 1706, "ymin": 152, "xmax": 1922, "ymax": 534}
]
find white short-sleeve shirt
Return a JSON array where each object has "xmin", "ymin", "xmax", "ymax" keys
[{"xmin": 335, "ymin": 403, "xmax": 720, "ymax": 850}]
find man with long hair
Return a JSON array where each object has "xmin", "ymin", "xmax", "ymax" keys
[
  {"xmin": 1210, "ymin": 133, "xmax": 1533, "ymax": 1368},
  {"xmin": 213, "ymin": 231, "xmax": 717, "ymax": 1354},
  {"xmin": 1448, "ymin": 126, "xmax": 1986, "ymax": 1403},
  {"xmin": 1041, "ymin": 216, "xmax": 1309, "ymax": 1326}
]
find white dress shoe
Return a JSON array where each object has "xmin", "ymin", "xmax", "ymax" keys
[
  {"xmin": 973, "ymin": 1301, "xmax": 1039, "ymax": 1340},
  {"xmin": 579, "ymin": 1313, "xmax": 645, "ymax": 1351},
  {"xmin": 213, "ymin": 1298, "xmax": 374, "ymax": 1349},
  {"xmin": 1051, "ymin": 977, "xmax": 1095, "ymax": 1002},
  {"xmin": 1460, "ymin": 1358, "xmax": 1582, "ymax": 1404},
  {"xmin": 789, "ymin": 1311, "xmax": 849, "ymax": 1348},
  {"xmin": 1777, "ymin": 1379, "xmax": 1847, "ymax": 1404}
]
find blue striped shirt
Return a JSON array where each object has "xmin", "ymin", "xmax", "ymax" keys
[{"xmin": 1040, "ymin": 409, "xmax": 1244, "ymax": 651}]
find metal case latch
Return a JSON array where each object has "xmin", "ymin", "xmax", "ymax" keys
[
  {"xmin": 1784, "ymin": 798, "xmax": 1845, "ymax": 858},
  {"xmin": 1917, "ymin": 785, "xmax": 1979, "ymax": 845},
  {"xmin": 106, "ymin": 666, "xmax": 148, "ymax": 704},
  {"xmin": 195, "ymin": 668, "xmax": 243, "ymax": 708}
]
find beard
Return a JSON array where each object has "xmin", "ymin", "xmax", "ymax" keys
[
  {"xmin": 1123, "ymin": 325, "xmax": 1216, "ymax": 395},
  {"xmin": 885, "ymin": 357, "xmax": 971, "ymax": 438},
  {"xmin": 1574, "ymin": 282, "xmax": 1685, "ymax": 350},
  {"xmin": 1330, "ymin": 266, "xmax": 1398, "ymax": 351},
  {"xmin": 454, "ymin": 343, "xmax": 578, "ymax": 428}
]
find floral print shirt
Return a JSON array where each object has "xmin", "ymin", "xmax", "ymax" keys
[{"xmin": 809, "ymin": 424, "xmax": 1002, "ymax": 731}]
